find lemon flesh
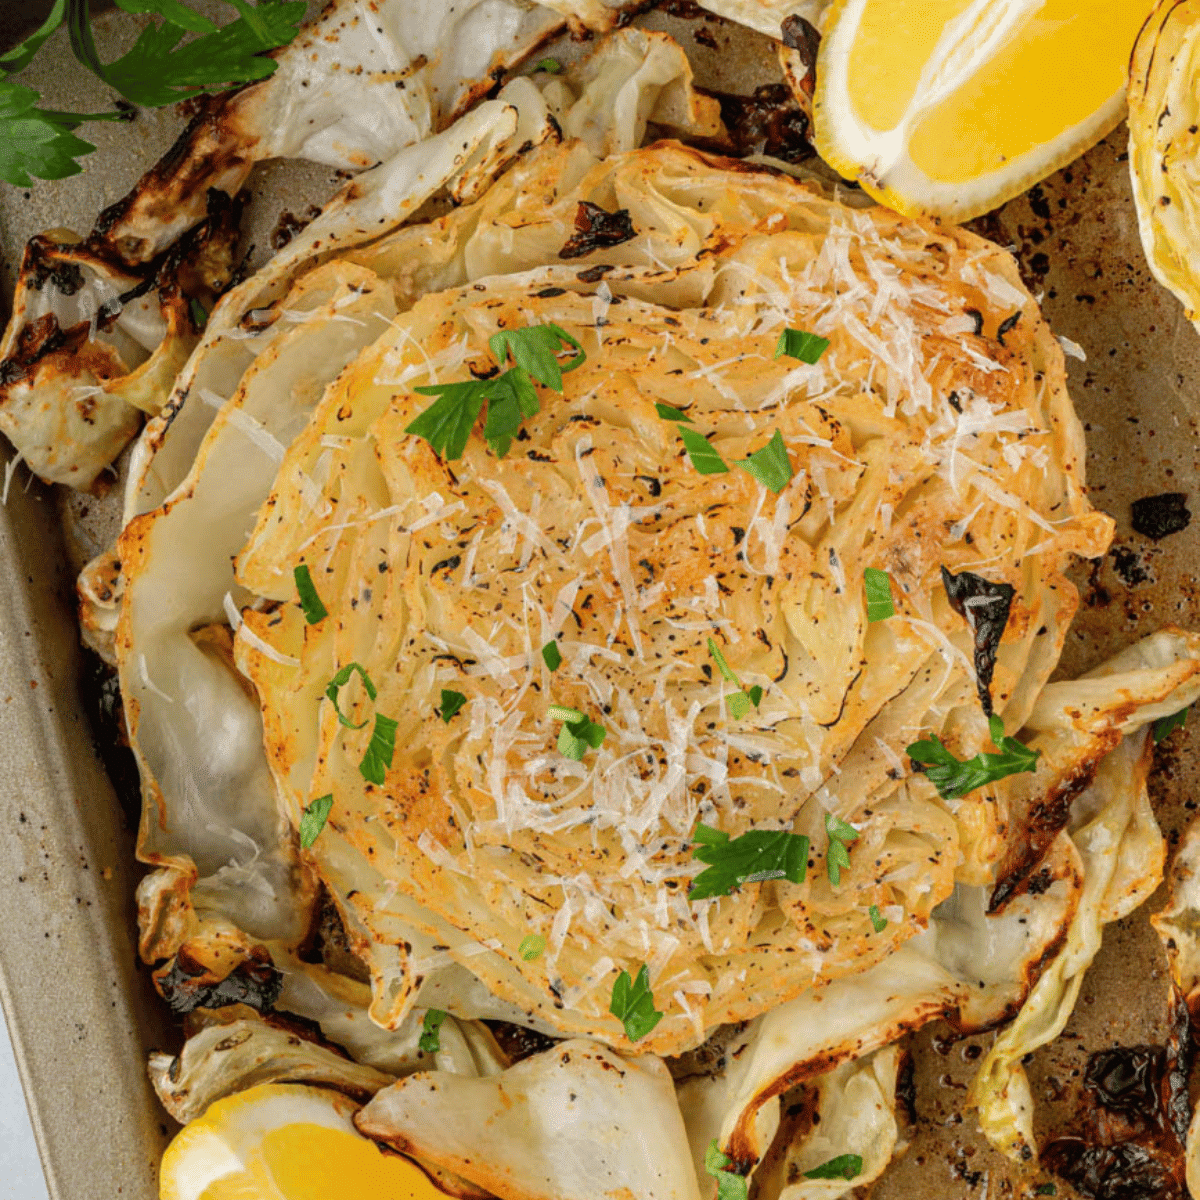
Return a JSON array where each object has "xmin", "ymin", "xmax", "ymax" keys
[
  {"xmin": 817, "ymin": 0, "xmax": 1156, "ymax": 222},
  {"xmin": 160, "ymin": 1084, "xmax": 442, "ymax": 1200}
]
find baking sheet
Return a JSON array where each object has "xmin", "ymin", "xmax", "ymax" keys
[{"xmin": 1, "ymin": 5, "xmax": 1198, "ymax": 1199}]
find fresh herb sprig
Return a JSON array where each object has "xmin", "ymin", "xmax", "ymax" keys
[
  {"xmin": 609, "ymin": 964, "xmax": 662, "ymax": 1042},
  {"xmin": 1, "ymin": 0, "xmax": 304, "ymax": 186},
  {"xmin": 907, "ymin": 715, "xmax": 1040, "ymax": 799},
  {"xmin": 688, "ymin": 823, "xmax": 809, "ymax": 901},
  {"xmin": 705, "ymin": 1141, "xmax": 748, "ymax": 1200},
  {"xmin": 407, "ymin": 323, "xmax": 586, "ymax": 459},
  {"xmin": 824, "ymin": 813, "xmax": 859, "ymax": 886}
]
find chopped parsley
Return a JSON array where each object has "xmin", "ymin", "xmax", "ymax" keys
[
  {"xmin": 541, "ymin": 639, "xmax": 563, "ymax": 671},
  {"xmin": 677, "ymin": 424, "xmax": 729, "ymax": 474},
  {"xmin": 359, "ymin": 713, "xmax": 398, "ymax": 786},
  {"xmin": 293, "ymin": 563, "xmax": 327, "ymax": 624},
  {"xmin": 775, "ymin": 327, "xmax": 830, "ymax": 364},
  {"xmin": 706, "ymin": 637, "xmax": 762, "ymax": 719},
  {"xmin": 654, "ymin": 402, "xmax": 692, "ymax": 422},
  {"xmin": 803, "ymin": 1154, "xmax": 863, "ymax": 1181},
  {"xmin": 869, "ymin": 904, "xmax": 888, "ymax": 932},
  {"xmin": 324, "ymin": 662, "xmax": 377, "ymax": 729},
  {"xmin": 704, "ymin": 1141, "xmax": 748, "ymax": 1200},
  {"xmin": 688, "ymin": 823, "xmax": 810, "ymax": 901},
  {"xmin": 825, "ymin": 814, "xmax": 859, "ymax": 886},
  {"xmin": 736, "ymin": 430, "xmax": 792, "ymax": 494},
  {"xmin": 419, "ymin": 1008, "xmax": 448, "ymax": 1054},
  {"xmin": 1153, "ymin": 706, "xmax": 1189, "ymax": 743},
  {"xmin": 406, "ymin": 378, "xmax": 490, "ymax": 460},
  {"xmin": 518, "ymin": 934, "xmax": 546, "ymax": 962},
  {"xmin": 557, "ymin": 712, "xmax": 607, "ymax": 761},
  {"xmin": 1034, "ymin": 1185, "xmax": 1057, "ymax": 1196},
  {"xmin": 609, "ymin": 964, "xmax": 662, "ymax": 1042},
  {"xmin": 532, "ymin": 56, "xmax": 562, "ymax": 73},
  {"xmin": 863, "ymin": 567, "xmax": 895, "ymax": 622},
  {"xmin": 189, "ymin": 297, "xmax": 208, "ymax": 329},
  {"xmin": 437, "ymin": 689, "xmax": 466, "ymax": 723},
  {"xmin": 907, "ymin": 714, "xmax": 1040, "ymax": 799},
  {"xmin": 298, "ymin": 793, "xmax": 332, "ymax": 850}
]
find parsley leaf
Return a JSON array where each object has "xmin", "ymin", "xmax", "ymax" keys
[
  {"xmin": 482, "ymin": 366, "xmax": 540, "ymax": 458},
  {"xmin": 114, "ymin": 0, "xmax": 216, "ymax": 34},
  {"xmin": 609, "ymin": 964, "xmax": 663, "ymax": 1042},
  {"xmin": 907, "ymin": 714, "xmax": 1040, "ymax": 800},
  {"xmin": 407, "ymin": 379, "xmax": 489, "ymax": 460},
  {"xmin": 419, "ymin": 1008, "xmax": 447, "ymax": 1054},
  {"xmin": 0, "ymin": 0, "xmax": 67, "ymax": 75},
  {"xmin": 775, "ymin": 328, "xmax": 829, "ymax": 364},
  {"xmin": 541, "ymin": 640, "xmax": 563, "ymax": 671},
  {"xmin": 189, "ymin": 296, "xmax": 209, "ymax": 329},
  {"xmin": 803, "ymin": 1154, "xmax": 863, "ymax": 1181},
  {"xmin": 438, "ymin": 689, "xmax": 466, "ymax": 723},
  {"xmin": 654, "ymin": 402, "xmax": 692, "ymax": 422},
  {"xmin": 489, "ymin": 322, "xmax": 585, "ymax": 391},
  {"xmin": 87, "ymin": 0, "xmax": 306, "ymax": 108},
  {"xmin": 707, "ymin": 638, "xmax": 761, "ymax": 719},
  {"xmin": 519, "ymin": 933, "xmax": 546, "ymax": 961},
  {"xmin": 705, "ymin": 1141, "xmax": 748, "ymax": 1200},
  {"xmin": 824, "ymin": 813, "xmax": 859, "ymax": 886},
  {"xmin": 688, "ymin": 823, "xmax": 810, "ymax": 901},
  {"xmin": 678, "ymin": 424, "xmax": 728, "ymax": 474},
  {"xmin": 863, "ymin": 567, "xmax": 895, "ymax": 622},
  {"xmin": 0, "ymin": 82, "xmax": 100, "ymax": 187},
  {"xmin": 324, "ymin": 662, "xmax": 377, "ymax": 729},
  {"xmin": 869, "ymin": 904, "xmax": 888, "ymax": 932},
  {"xmin": 359, "ymin": 713, "xmax": 398, "ymax": 786},
  {"xmin": 748, "ymin": 685, "xmax": 764, "ymax": 707},
  {"xmin": 533, "ymin": 56, "xmax": 562, "ymax": 73},
  {"xmin": 1034, "ymin": 1185, "xmax": 1057, "ymax": 1196},
  {"xmin": 1153, "ymin": 707, "xmax": 1189, "ymax": 743},
  {"xmin": 298, "ymin": 793, "xmax": 332, "ymax": 849},
  {"xmin": 736, "ymin": 430, "xmax": 792, "ymax": 493},
  {"xmin": 557, "ymin": 712, "xmax": 607, "ymax": 761},
  {"xmin": 293, "ymin": 563, "xmax": 327, "ymax": 624}
]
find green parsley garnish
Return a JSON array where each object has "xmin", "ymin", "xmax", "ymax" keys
[
  {"xmin": 189, "ymin": 297, "xmax": 208, "ymax": 329},
  {"xmin": 1, "ymin": 0, "xmax": 305, "ymax": 186},
  {"xmin": 298, "ymin": 793, "xmax": 332, "ymax": 850},
  {"xmin": 775, "ymin": 328, "xmax": 830, "ymax": 364},
  {"xmin": 419, "ymin": 1008, "xmax": 448, "ymax": 1054},
  {"xmin": 824, "ymin": 813, "xmax": 859, "ymax": 886},
  {"xmin": 359, "ymin": 713, "xmax": 398, "ymax": 786},
  {"xmin": 704, "ymin": 1140, "xmax": 748, "ymax": 1200},
  {"xmin": 519, "ymin": 934, "xmax": 546, "ymax": 961},
  {"xmin": 556, "ymin": 711, "xmax": 607, "ymax": 761},
  {"xmin": 654, "ymin": 402, "xmax": 692, "ymax": 423},
  {"xmin": 324, "ymin": 662, "xmax": 376, "ymax": 729},
  {"xmin": 736, "ymin": 430, "xmax": 792, "ymax": 493},
  {"xmin": 609, "ymin": 964, "xmax": 662, "ymax": 1042},
  {"xmin": 1034, "ymin": 1185, "xmax": 1057, "ymax": 1196},
  {"xmin": 907, "ymin": 715, "xmax": 1040, "ymax": 800},
  {"xmin": 293, "ymin": 563, "xmax": 327, "ymax": 624},
  {"xmin": 1153, "ymin": 706, "xmax": 1189, "ymax": 743},
  {"xmin": 706, "ymin": 638, "xmax": 762, "ymax": 719},
  {"xmin": 803, "ymin": 1154, "xmax": 863, "ymax": 1181},
  {"xmin": 489, "ymin": 323, "xmax": 585, "ymax": 390},
  {"xmin": 863, "ymin": 567, "xmax": 895, "ymax": 622},
  {"xmin": 438, "ymin": 689, "xmax": 466, "ymax": 723},
  {"xmin": 532, "ymin": 56, "xmax": 563, "ymax": 73},
  {"xmin": 677, "ymin": 424, "xmax": 729, "ymax": 475},
  {"xmin": 407, "ymin": 322, "xmax": 586, "ymax": 459},
  {"xmin": 869, "ymin": 904, "xmax": 888, "ymax": 932},
  {"xmin": 541, "ymin": 640, "xmax": 563, "ymax": 671},
  {"xmin": 688, "ymin": 823, "xmax": 810, "ymax": 901}
]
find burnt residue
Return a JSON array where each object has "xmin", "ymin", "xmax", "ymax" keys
[
  {"xmin": 558, "ymin": 201, "xmax": 637, "ymax": 260},
  {"xmin": 156, "ymin": 945, "xmax": 284, "ymax": 1016},
  {"xmin": 1042, "ymin": 992, "xmax": 1192, "ymax": 1200},
  {"xmin": 270, "ymin": 205, "xmax": 322, "ymax": 252},
  {"xmin": 1111, "ymin": 545, "xmax": 1151, "ymax": 588},
  {"xmin": 297, "ymin": 887, "xmax": 370, "ymax": 983},
  {"xmin": 80, "ymin": 652, "xmax": 142, "ymax": 831},
  {"xmin": 1131, "ymin": 493, "xmax": 1191, "ymax": 541},
  {"xmin": 484, "ymin": 1021, "xmax": 559, "ymax": 1063},
  {"xmin": 779, "ymin": 14, "xmax": 820, "ymax": 76},
  {"xmin": 940, "ymin": 566, "xmax": 1015, "ymax": 716},
  {"xmin": 24, "ymin": 240, "xmax": 86, "ymax": 296},
  {"xmin": 714, "ymin": 84, "xmax": 813, "ymax": 165}
]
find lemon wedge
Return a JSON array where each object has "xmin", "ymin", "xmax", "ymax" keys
[
  {"xmin": 159, "ymin": 1084, "xmax": 442, "ymax": 1200},
  {"xmin": 813, "ymin": 0, "xmax": 1156, "ymax": 222}
]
